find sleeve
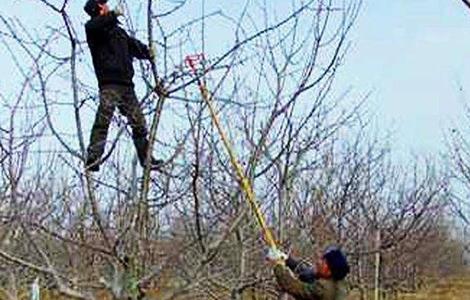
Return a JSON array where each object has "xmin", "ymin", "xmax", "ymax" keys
[
  {"xmin": 274, "ymin": 264, "xmax": 325, "ymax": 299},
  {"xmin": 85, "ymin": 13, "xmax": 118, "ymax": 33},
  {"xmin": 286, "ymin": 256, "xmax": 316, "ymax": 283},
  {"xmin": 128, "ymin": 37, "xmax": 151, "ymax": 60}
]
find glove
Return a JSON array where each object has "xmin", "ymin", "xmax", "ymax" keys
[
  {"xmin": 113, "ymin": 4, "xmax": 124, "ymax": 17},
  {"xmin": 265, "ymin": 247, "xmax": 288, "ymax": 263}
]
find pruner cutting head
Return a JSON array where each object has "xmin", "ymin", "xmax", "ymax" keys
[{"xmin": 184, "ymin": 53, "xmax": 206, "ymax": 73}]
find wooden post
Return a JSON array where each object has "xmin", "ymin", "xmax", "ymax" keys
[
  {"xmin": 30, "ymin": 277, "xmax": 40, "ymax": 300},
  {"xmin": 374, "ymin": 229, "xmax": 381, "ymax": 300}
]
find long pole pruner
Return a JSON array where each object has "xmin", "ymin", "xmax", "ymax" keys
[{"xmin": 185, "ymin": 54, "xmax": 278, "ymax": 250}]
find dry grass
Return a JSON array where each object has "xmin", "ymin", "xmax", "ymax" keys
[
  {"xmin": 349, "ymin": 275, "xmax": 470, "ymax": 300},
  {"xmin": 3, "ymin": 276, "xmax": 470, "ymax": 300},
  {"xmin": 396, "ymin": 277, "xmax": 470, "ymax": 300}
]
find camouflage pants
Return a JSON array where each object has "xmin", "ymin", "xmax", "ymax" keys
[{"xmin": 87, "ymin": 84, "xmax": 151, "ymax": 165}]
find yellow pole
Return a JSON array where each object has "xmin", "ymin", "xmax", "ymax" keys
[{"xmin": 186, "ymin": 55, "xmax": 277, "ymax": 249}]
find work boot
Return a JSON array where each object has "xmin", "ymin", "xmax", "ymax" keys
[
  {"xmin": 140, "ymin": 157, "xmax": 164, "ymax": 171},
  {"xmin": 85, "ymin": 158, "xmax": 100, "ymax": 172},
  {"xmin": 85, "ymin": 154, "xmax": 100, "ymax": 172},
  {"xmin": 134, "ymin": 138, "xmax": 163, "ymax": 171}
]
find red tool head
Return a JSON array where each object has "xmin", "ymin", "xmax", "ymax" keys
[{"xmin": 184, "ymin": 53, "xmax": 206, "ymax": 73}]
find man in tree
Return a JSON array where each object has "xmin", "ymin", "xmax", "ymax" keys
[
  {"xmin": 266, "ymin": 245, "xmax": 349, "ymax": 300},
  {"xmin": 83, "ymin": 0, "xmax": 163, "ymax": 172}
]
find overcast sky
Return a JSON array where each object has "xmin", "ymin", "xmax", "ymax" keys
[
  {"xmin": 1, "ymin": 0, "xmax": 470, "ymax": 161},
  {"xmin": 335, "ymin": 0, "xmax": 470, "ymax": 159}
]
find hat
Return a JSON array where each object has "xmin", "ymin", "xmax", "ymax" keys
[
  {"xmin": 84, "ymin": 0, "xmax": 108, "ymax": 17},
  {"xmin": 322, "ymin": 246, "xmax": 350, "ymax": 280}
]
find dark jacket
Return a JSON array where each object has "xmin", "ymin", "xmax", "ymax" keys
[
  {"xmin": 286, "ymin": 256, "xmax": 317, "ymax": 283},
  {"xmin": 85, "ymin": 12, "xmax": 151, "ymax": 87},
  {"xmin": 274, "ymin": 256, "xmax": 347, "ymax": 300}
]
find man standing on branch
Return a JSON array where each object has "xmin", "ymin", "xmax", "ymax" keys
[
  {"xmin": 266, "ymin": 245, "xmax": 350, "ymax": 300},
  {"xmin": 83, "ymin": 0, "xmax": 163, "ymax": 172}
]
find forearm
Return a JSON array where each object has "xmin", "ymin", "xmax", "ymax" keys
[
  {"xmin": 274, "ymin": 264, "xmax": 312, "ymax": 298},
  {"xmin": 274, "ymin": 264, "xmax": 323, "ymax": 299},
  {"xmin": 129, "ymin": 37, "xmax": 151, "ymax": 59},
  {"xmin": 286, "ymin": 256, "xmax": 316, "ymax": 282},
  {"xmin": 286, "ymin": 256, "xmax": 302, "ymax": 271}
]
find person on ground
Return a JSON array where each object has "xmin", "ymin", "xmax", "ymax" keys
[{"xmin": 265, "ymin": 245, "xmax": 350, "ymax": 300}]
